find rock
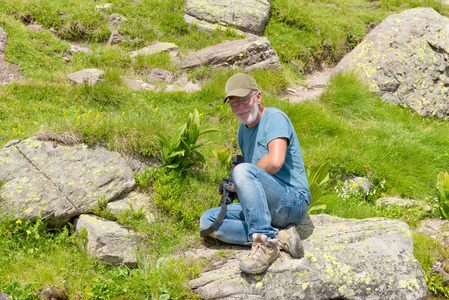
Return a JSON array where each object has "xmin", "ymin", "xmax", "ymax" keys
[
  {"xmin": 109, "ymin": 13, "xmax": 128, "ymax": 25},
  {"xmin": 184, "ymin": 0, "xmax": 271, "ymax": 36},
  {"xmin": 68, "ymin": 44, "xmax": 93, "ymax": 55},
  {"xmin": 0, "ymin": 28, "xmax": 23, "ymax": 85},
  {"xmin": 74, "ymin": 214, "xmax": 138, "ymax": 267},
  {"xmin": 190, "ymin": 214, "xmax": 427, "ymax": 299},
  {"xmin": 376, "ymin": 196, "xmax": 432, "ymax": 213},
  {"xmin": 0, "ymin": 137, "xmax": 135, "ymax": 226},
  {"xmin": 95, "ymin": 3, "xmax": 114, "ymax": 12},
  {"xmin": 430, "ymin": 261, "xmax": 449, "ymax": 285},
  {"xmin": 26, "ymin": 24, "xmax": 44, "ymax": 31},
  {"xmin": 333, "ymin": 7, "xmax": 449, "ymax": 120},
  {"xmin": 345, "ymin": 176, "xmax": 373, "ymax": 193},
  {"xmin": 147, "ymin": 68, "xmax": 175, "ymax": 83},
  {"xmin": 121, "ymin": 76, "xmax": 144, "ymax": 90},
  {"xmin": 67, "ymin": 68, "xmax": 105, "ymax": 86},
  {"xmin": 416, "ymin": 218, "xmax": 449, "ymax": 247},
  {"xmin": 0, "ymin": 293, "xmax": 10, "ymax": 300},
  {"xmin": 107, "ymin": 191, "xmax": 155, "ymax": 224},
  {"xmin": 178, "ymin": 36, "xmax": 280, "ymax": 71},
  {"xmin": 107, "ymin": 31, "xmax": 128, "ymax": 45},
  {"xmin": 129, "ymin": 42, "xmax": 179, "ymax": 58},
  {"xmin": 182, "ymin": 81, "xmax": 201, "ymax": 93}
]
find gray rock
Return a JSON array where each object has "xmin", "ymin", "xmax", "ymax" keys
[
  {"xmin": 26, "ymin": 24, "xmax": 44, "ymax": 31},
  {"xmin": 416, "ymin": 218, "xmax": 449, "ymax": 247},
  {"xmin": 74, "ymin": 214, "xmax": 138, "ymax": 267},
  {"xmin": 121, "ymin": 76, "xmax": 144, "ymax": 90},
  {"xmin": 109, "ymin": 13, "xmax": 128, "ymax": 25},
  {"xmin": 190, "ymin": 214, "xmax": 427, "ymax": 299},
  {"xmin": 333, "ymin": 7, "xmax": 449, "ymax": 120},
  {"xmin": 376, "ymin": 196, "xmax": 432, "ymax": 213},
  {"xmin": 107, "ymin": 31, "xmax": 128, "ymax": 45},
  {"xmin": 184, "ymin": 0, "xmax": 271, "ymax": 36},
  {"xmin": 147, "ymin": 68, "xmax": 175, "ymax": 83},
  {"xmin": 0, "ymin": 28, "xmax": 23, "ymax": 85},
  {"xmin": 95, "ymin": 3, "xmax": 114, "ymax": 12},
  {"xmin": 178, "ymin": 36, "xmax": 280, "ymax": 71},
  {"xmin": 346, "ymin": 176, "xmax": 373, "ymax": 193},
  {"xmin": 67, "ymin": 68, "xmax": 105, "ymax": 86},
  {"xmin": 0, "ymin": 138, "xmax": 135, "ymax": 226},
  {"xmin": 69, "ymin": 44, "xmax": 93, "ymax": 55},
  {"xmin": 129, "ymin": 42, "xmax": 179, "ymax": 58},
  {"xmin": 107, "ymin": 191, "xmax": 155, "ymax": 224},
  {"xmin": 0, "ymin": 293, "xmax": 10, "ymax": 300}
]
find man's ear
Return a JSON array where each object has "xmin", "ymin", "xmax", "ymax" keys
[{"xmin": 255, "ymin": 91, "xmax": 262, "ymax": 105}]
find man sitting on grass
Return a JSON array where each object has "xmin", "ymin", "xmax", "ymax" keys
[{"xmin": 200, "ymin": 73, "xmax": 311, "ymax": 274}]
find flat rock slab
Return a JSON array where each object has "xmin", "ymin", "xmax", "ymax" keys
[
  {"xmin": 178, "ymin": 36, "xmax": 280, "ymax": 71},
  {"xmin": 0, "ymin": 138, "xmax": 135, "ymax": 226},
  {"xmin": 334, "ymin": 7, "xmax": 449, "ymax": 120},
  {"xmin": 74, "ymin": 214, "xmax": 138, "ymax": 267},
  {"xmin": 184, "ymin": 0, "xmax": 271, "ymax": 36},
  {"xmin": 190, "ymin": 214, "xmax": 427, "ymax": 299}
]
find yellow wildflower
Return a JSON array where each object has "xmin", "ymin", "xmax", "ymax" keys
[
  {"xmin": 16, "ymin": 220, "xmax": 22, "ymax": 225},
  {"xmin": 26, "ymin": 230, "xmax": 31, "ymax": 235}
]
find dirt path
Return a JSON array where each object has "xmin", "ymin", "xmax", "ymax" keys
[{"xmin": 284, "ymin": 67, "xmax": 333, "ymax": 103}]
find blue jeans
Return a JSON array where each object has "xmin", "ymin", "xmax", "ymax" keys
[{"xmin": 200, "ymin": 163, "xmax": 309, "ymax": 245}]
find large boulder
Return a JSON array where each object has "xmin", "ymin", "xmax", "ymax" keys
[
  {"xmin": 74, "ymin": 214, "xmax": 138, "ymax": 267},
  {"xmin": 190, "ymin": 214, "xmax": 427, "ymax": 299},
  {"xmin": 184, "ymin": 0, "xmax": 271, "ymax": 36},
  {"xmin": 178, "ymin": 36, "xmax": 280, "ymax": 71},
  {"xmin": 0, "ymin": 138, "xmax": 136, "ymax": 226},
  {"xmin": 0, "ymin": 28, "xmax": 23, "ymax": 85},
  {"xmin": 334, "ymin": 8, "xmax": 449, "ymax": 120}
]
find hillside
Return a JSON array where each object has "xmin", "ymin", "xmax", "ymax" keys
[{"xmin": 0, "ymin": 0, "xmax": 449, "ymax": 299}]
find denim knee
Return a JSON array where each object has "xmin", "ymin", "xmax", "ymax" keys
[
  {"xmin": 199, "ymin": 208, "xmax": 216, "ymax": 230},
  {"xmin": 233, "ymin": 163, "xmax": 256, "ymax": 187}
]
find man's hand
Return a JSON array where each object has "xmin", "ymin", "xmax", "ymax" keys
[{"xmin": 256, "ymin": 137, "xmax": 288, "ymax": 175}]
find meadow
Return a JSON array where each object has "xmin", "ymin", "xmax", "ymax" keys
[{"xmin": 1, "ymin": 0, "xmax": 449, "ymax": 298}]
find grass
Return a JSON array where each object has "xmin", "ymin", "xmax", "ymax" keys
[{"xmin": 1, "ymin": 0, "xmax": 449, "ymax": 298}]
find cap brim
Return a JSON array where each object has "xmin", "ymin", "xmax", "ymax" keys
[{"xmin": 223, "ymin": 88, "xmax": 252, "ymax": 103}]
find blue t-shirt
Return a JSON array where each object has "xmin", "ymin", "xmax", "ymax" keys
[{"xmin": 237, "ymin": 107, "xmax": 311, "ymax": 203}]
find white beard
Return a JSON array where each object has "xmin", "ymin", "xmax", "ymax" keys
[{"xmin": 235, "ymin": 102, "xmax": 259, "ymax": 125}]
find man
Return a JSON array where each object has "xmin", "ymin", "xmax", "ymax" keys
[{"xmin": 200, "ymin": 73, "xmax": 311, "ymax": 274}]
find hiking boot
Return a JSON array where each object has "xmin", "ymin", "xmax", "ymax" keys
[
  {"xmin": 277, "ymin": 224, "xmax": 304, "ymax": 258},
  {"xmin": 239, "ymin": 233, "xmax": 280, "ymax": 274}
]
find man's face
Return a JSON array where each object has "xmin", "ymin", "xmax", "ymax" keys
[{"xmin": 229, "ymin": 91, "xmax": 259, "ymax": 125}]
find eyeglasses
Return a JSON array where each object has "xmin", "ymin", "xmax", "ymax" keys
[{"xmin": 228, "ymin": 91, "xmax": 257, "ymax": 108}]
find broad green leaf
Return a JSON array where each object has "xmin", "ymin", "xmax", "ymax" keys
[{"xmin": 308, "ymin": 203, "xmax": 327, "ymax": 212}]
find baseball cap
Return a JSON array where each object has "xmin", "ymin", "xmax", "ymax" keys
[{"xmin": 223, "ymin": 73, "xmax": 258, "ymax": 103}]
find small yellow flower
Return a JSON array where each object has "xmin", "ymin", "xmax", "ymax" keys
[
  {"xmin": 16, "ymin": 220, "xmax": 22, "ymax": 225},
  {"xmin": 352, "ymin": 183, "xmax": 357, "ymax": 188},
  {"xmin": 122, "ymin": 112, "xmax": 125, "ymax": 116},
  {"xmin": 26, "ymin": 230, "xmax": 31, "ymax": 235},
  {"xmin": 359, "ymin": 180, "xmax": 364, "ymax": 184}
]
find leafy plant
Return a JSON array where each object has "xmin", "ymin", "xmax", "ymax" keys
[
  {"xmin": 1, "ymin": 276, "xmax": 38, "ymax": 300},
  {"xmin": 306, "ymin": 163, "xmax": 329, "ymax": 212},
  {"xmin": 212, "ymin": 146, "xmax": 233, "ymax": 171},
  {"xmin": 437, "ymin": 171, "xmax": 449, "ymax": 220},
  {"xmin": 156, "ymin": 108, "xmax": 217, "ymax": 172}
]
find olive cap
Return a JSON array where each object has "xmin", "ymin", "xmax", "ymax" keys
[{"xmin": 224, "ymin": 73, "xmax": 258, "ymax": 103}]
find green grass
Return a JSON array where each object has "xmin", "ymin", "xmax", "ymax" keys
[{"xmin": 1, "ymin": 0, "xmax": 449, "ymax": 298}]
